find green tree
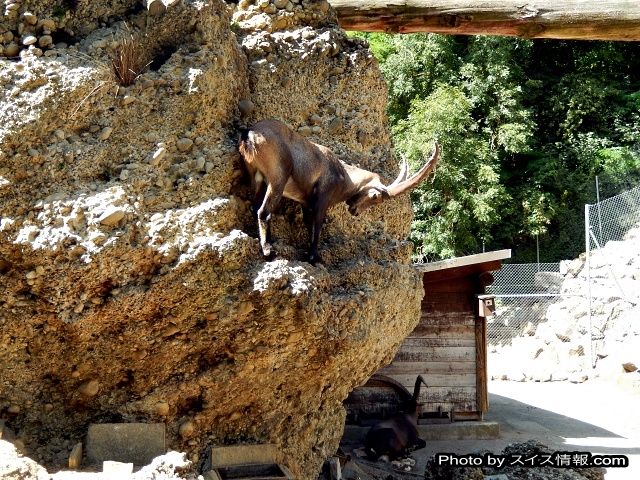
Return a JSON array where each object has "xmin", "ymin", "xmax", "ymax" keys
[
  {"xmin": 351, "ymin": 32, "xmax": 640, "ymax": 262},
  {"xmin": 394, "ymin": 85, "xmax": 509, "ymax": 260}
]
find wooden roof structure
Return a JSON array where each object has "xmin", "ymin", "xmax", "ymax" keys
[{"xmin": 330, "ymin": 1, "xmax": 640, "ymax": 41}]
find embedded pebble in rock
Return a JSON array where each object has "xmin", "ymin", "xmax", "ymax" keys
[
  {"xmin": 24, "ymin": 12, "xmax": 38, "ymax": 25},
  {"xmin": 99, "ymin": 127, "xmax": 113, "ymax": 140},
  {"xmin": 297, "ymin": 125, "xmax": 311, "ymax": 136},
  {"xmin": 178, "ymin": 420, "xmax": 195, "ymax": 439},
  {"xmin": 37, "ymin": 19, "xmax": 56, "ymax": 31},
  {"xmin": 22, "ymin": 35, "xmax": 37, "ymax": 46},
  {"xmin": 98, "ymin": 206, "xmax": 126, "ymax": 226},
  {"xmin": 38, "ymin": 35, "xmax": 53, "ymax": 48},
  {"xmin": 328, "ymin": 117, "xmax": 343, "ymax": 134},
  {"xmin": 155, "ymin": 401, "xmax": 170, "ymax": 416},
  {"xmin": 176, "ymin": 137, "xmax": 194, "ymax": 152},
  {"xmin": 4, "ymin": 43, "xmax": 20, "ymax": 57},
  {"xmin": 238, "ymin": 98, "xmax": 255, "ymax": 117},
  {"xmin": 147, "ymin": 0, "xmax": 167, "ymax": 16},
  {"xmin": 77, "ymin": 380, "xmax": 100, "ymax": 397},
  {"xmin": 162, "ymin": 324, "xmax": 180, "ymax": 337},
  {"xmin": 150, "ymin": 147, "xmax": 167, "ymax": 166},
  {"xmin": 121, "ymin": 95, "xmax": 136, "ymax": 105}
]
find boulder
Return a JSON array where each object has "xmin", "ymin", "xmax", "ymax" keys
[{"xmin": 0, "ymin": 1, "xmax": 421, "ymax": 478}]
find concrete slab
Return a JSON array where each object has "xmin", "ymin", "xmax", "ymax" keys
[
  {"xmin": 342, "ymin": 421, "xmax": 499, "ymax": 444},
  {"xmin": 206, "ymin": 443, "xmax": 278, "ymax": 467},
  {"xmin": 86, "ymin": 423, "xmax": 165, "ymax": 466}
]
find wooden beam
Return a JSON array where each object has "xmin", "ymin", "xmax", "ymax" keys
[
  {"xmin": 330, "ymin": 1, "xmax": 640, "ymax": 41},
  {"xmin": 475, "ymin": 316, "xmax": 489, "ymax": 412}
]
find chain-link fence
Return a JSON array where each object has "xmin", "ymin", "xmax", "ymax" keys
[
  {"xmin": 584, "ymin": 184, "xmax": 640, "ymax": 364},
  {"xmin": 586, "ymin": 183, "xmax": 640, "ymax": 248},
  {"xmin": 486, "ymin": 184, "xmax": 640, "ymax": 368},
  {"xmin": 485, "ymin": 263, "xmax": 574, "ymax": 346}
]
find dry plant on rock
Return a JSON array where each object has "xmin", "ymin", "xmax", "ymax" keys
[
  {"xmin": 71, "ymin": 27, "xmax": 150, "ymax": 118},
  {"xmin": 112, "ymin": 32, "xmax": 149, "ymax": 86}
]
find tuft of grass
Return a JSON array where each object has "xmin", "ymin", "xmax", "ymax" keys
[
  {"xmin": 52, "ymin": 6, "xmax": 67, "ymax": 20},
  {"xmin": 112, "ymin": 33, "xmax": 149, "ymax": 87}
]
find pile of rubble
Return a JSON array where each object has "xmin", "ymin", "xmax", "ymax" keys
[{"xmin": 489, "ymin": 223, "xmax": 640, "ymax": 387}]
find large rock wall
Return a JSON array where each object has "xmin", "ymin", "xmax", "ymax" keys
[{"xmin": 0, "ymin": 1, "xmax": 423, "ymax": 478}]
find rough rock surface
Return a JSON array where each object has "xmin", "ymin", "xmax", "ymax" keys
[
  {"xmin": 489, "ymin": 222, "xmax": 640, "ymax": 386},
  {"xmin": 0, "ymin": 1, "xmax": 423, "ymax": 478}
]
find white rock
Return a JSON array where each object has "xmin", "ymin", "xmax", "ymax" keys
[
  {"xmin": 22, "ymin": 35, "xmax": 37, "ymax": 46},
  {"xmin": 150, "ymin": 148, "xmax": 167, "ymax": 166},
  {"xmin": 23, "ymin": 12, "xmax": 38, "ymax": 25}
]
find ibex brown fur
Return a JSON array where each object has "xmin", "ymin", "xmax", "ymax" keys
[
  {"xmin": 239, "ymin": 119, "xmax": 439, "ymax": 264},
  {"xmin": 364, "ymin": 375, "xmax": 428, "ymax": 460}
]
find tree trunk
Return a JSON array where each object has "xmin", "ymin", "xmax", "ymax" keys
[{"xmin": 330, "ymin": 0, "xmax": 640, "ymax": 41}]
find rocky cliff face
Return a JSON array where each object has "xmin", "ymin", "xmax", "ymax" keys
[{"xmin": 0, "ymin": 1, "xmax": 423, "ymax": 478}]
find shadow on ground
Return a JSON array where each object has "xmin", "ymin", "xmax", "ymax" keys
[{"xmin": 332, "ymin": 380, "xmax": 640, "ymax": 479}]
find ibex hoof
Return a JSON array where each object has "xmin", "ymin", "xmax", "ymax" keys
[
  {"xmin": 263, "ymin": 249, "xmax": 278, "ymax": 261},
  {"xmin": 307, "ymin": 253, "xmax": 324, "ymax": 266}
]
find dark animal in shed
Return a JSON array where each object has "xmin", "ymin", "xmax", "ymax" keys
[
  {"xmin": 238, "ymin": 119, "xmax": 439, "ymax": 264},
  {"xmin": 364, "ymin": 375, "xmax": 428, "ymax": 460}
]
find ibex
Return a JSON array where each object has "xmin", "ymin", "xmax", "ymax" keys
[
  {"xmin": 238, "ymin": 119, "xmax": 439, "ymax": 265},
  {"xmin": 364, "ymin": 375, "xmax": 428, "ymax": 460}
]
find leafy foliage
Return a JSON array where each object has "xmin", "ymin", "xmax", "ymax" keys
[{"xmin": 352, "ymin": 33, "xmax": 640, "ymax": 262}]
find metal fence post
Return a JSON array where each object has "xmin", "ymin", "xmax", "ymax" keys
[{"xmin": 585, "ymin": 203, "xmax": 594, "ymax": 368}]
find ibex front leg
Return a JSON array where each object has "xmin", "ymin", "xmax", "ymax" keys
[
  {"xmin": 257, "ymin": 182, "xmax": 284, "ymax": 260},
  {"xmin": 305, "ymin": 194, "xmax": 330, "ymax": 265}
]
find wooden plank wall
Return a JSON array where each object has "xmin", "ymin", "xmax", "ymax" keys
[{"xmin": 378, "ymin": 274, "xmax": 480, "ymax": 413}]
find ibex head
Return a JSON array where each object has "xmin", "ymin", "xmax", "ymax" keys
[{"xmin": 346, "ymin": 143, "xmax": 439, "ymax": 216}]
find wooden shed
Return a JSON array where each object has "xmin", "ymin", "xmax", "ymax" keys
[{"xmin": 345, "ymin": 250, "xmax": 511, "ymax": 423}]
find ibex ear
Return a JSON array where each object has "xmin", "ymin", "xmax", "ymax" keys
[{"xmin": 381, "ymin": 187, "xmax": 390, "ymax": 200}]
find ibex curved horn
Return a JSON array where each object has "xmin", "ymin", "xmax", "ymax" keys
[
  {"xmin": 387, "ymin": 142, "xmax": 439, "ymax": 198},
  {"xmin": 389, "ymin": 154, "xmax": 409, "ymax": 187},
  {"xmin": 364, "ymin": 374, "xmax": 429, "ymax": 461},
  {"xmin": 412, "ymin": 375, "xmax": 427, "ymax": 402}
]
